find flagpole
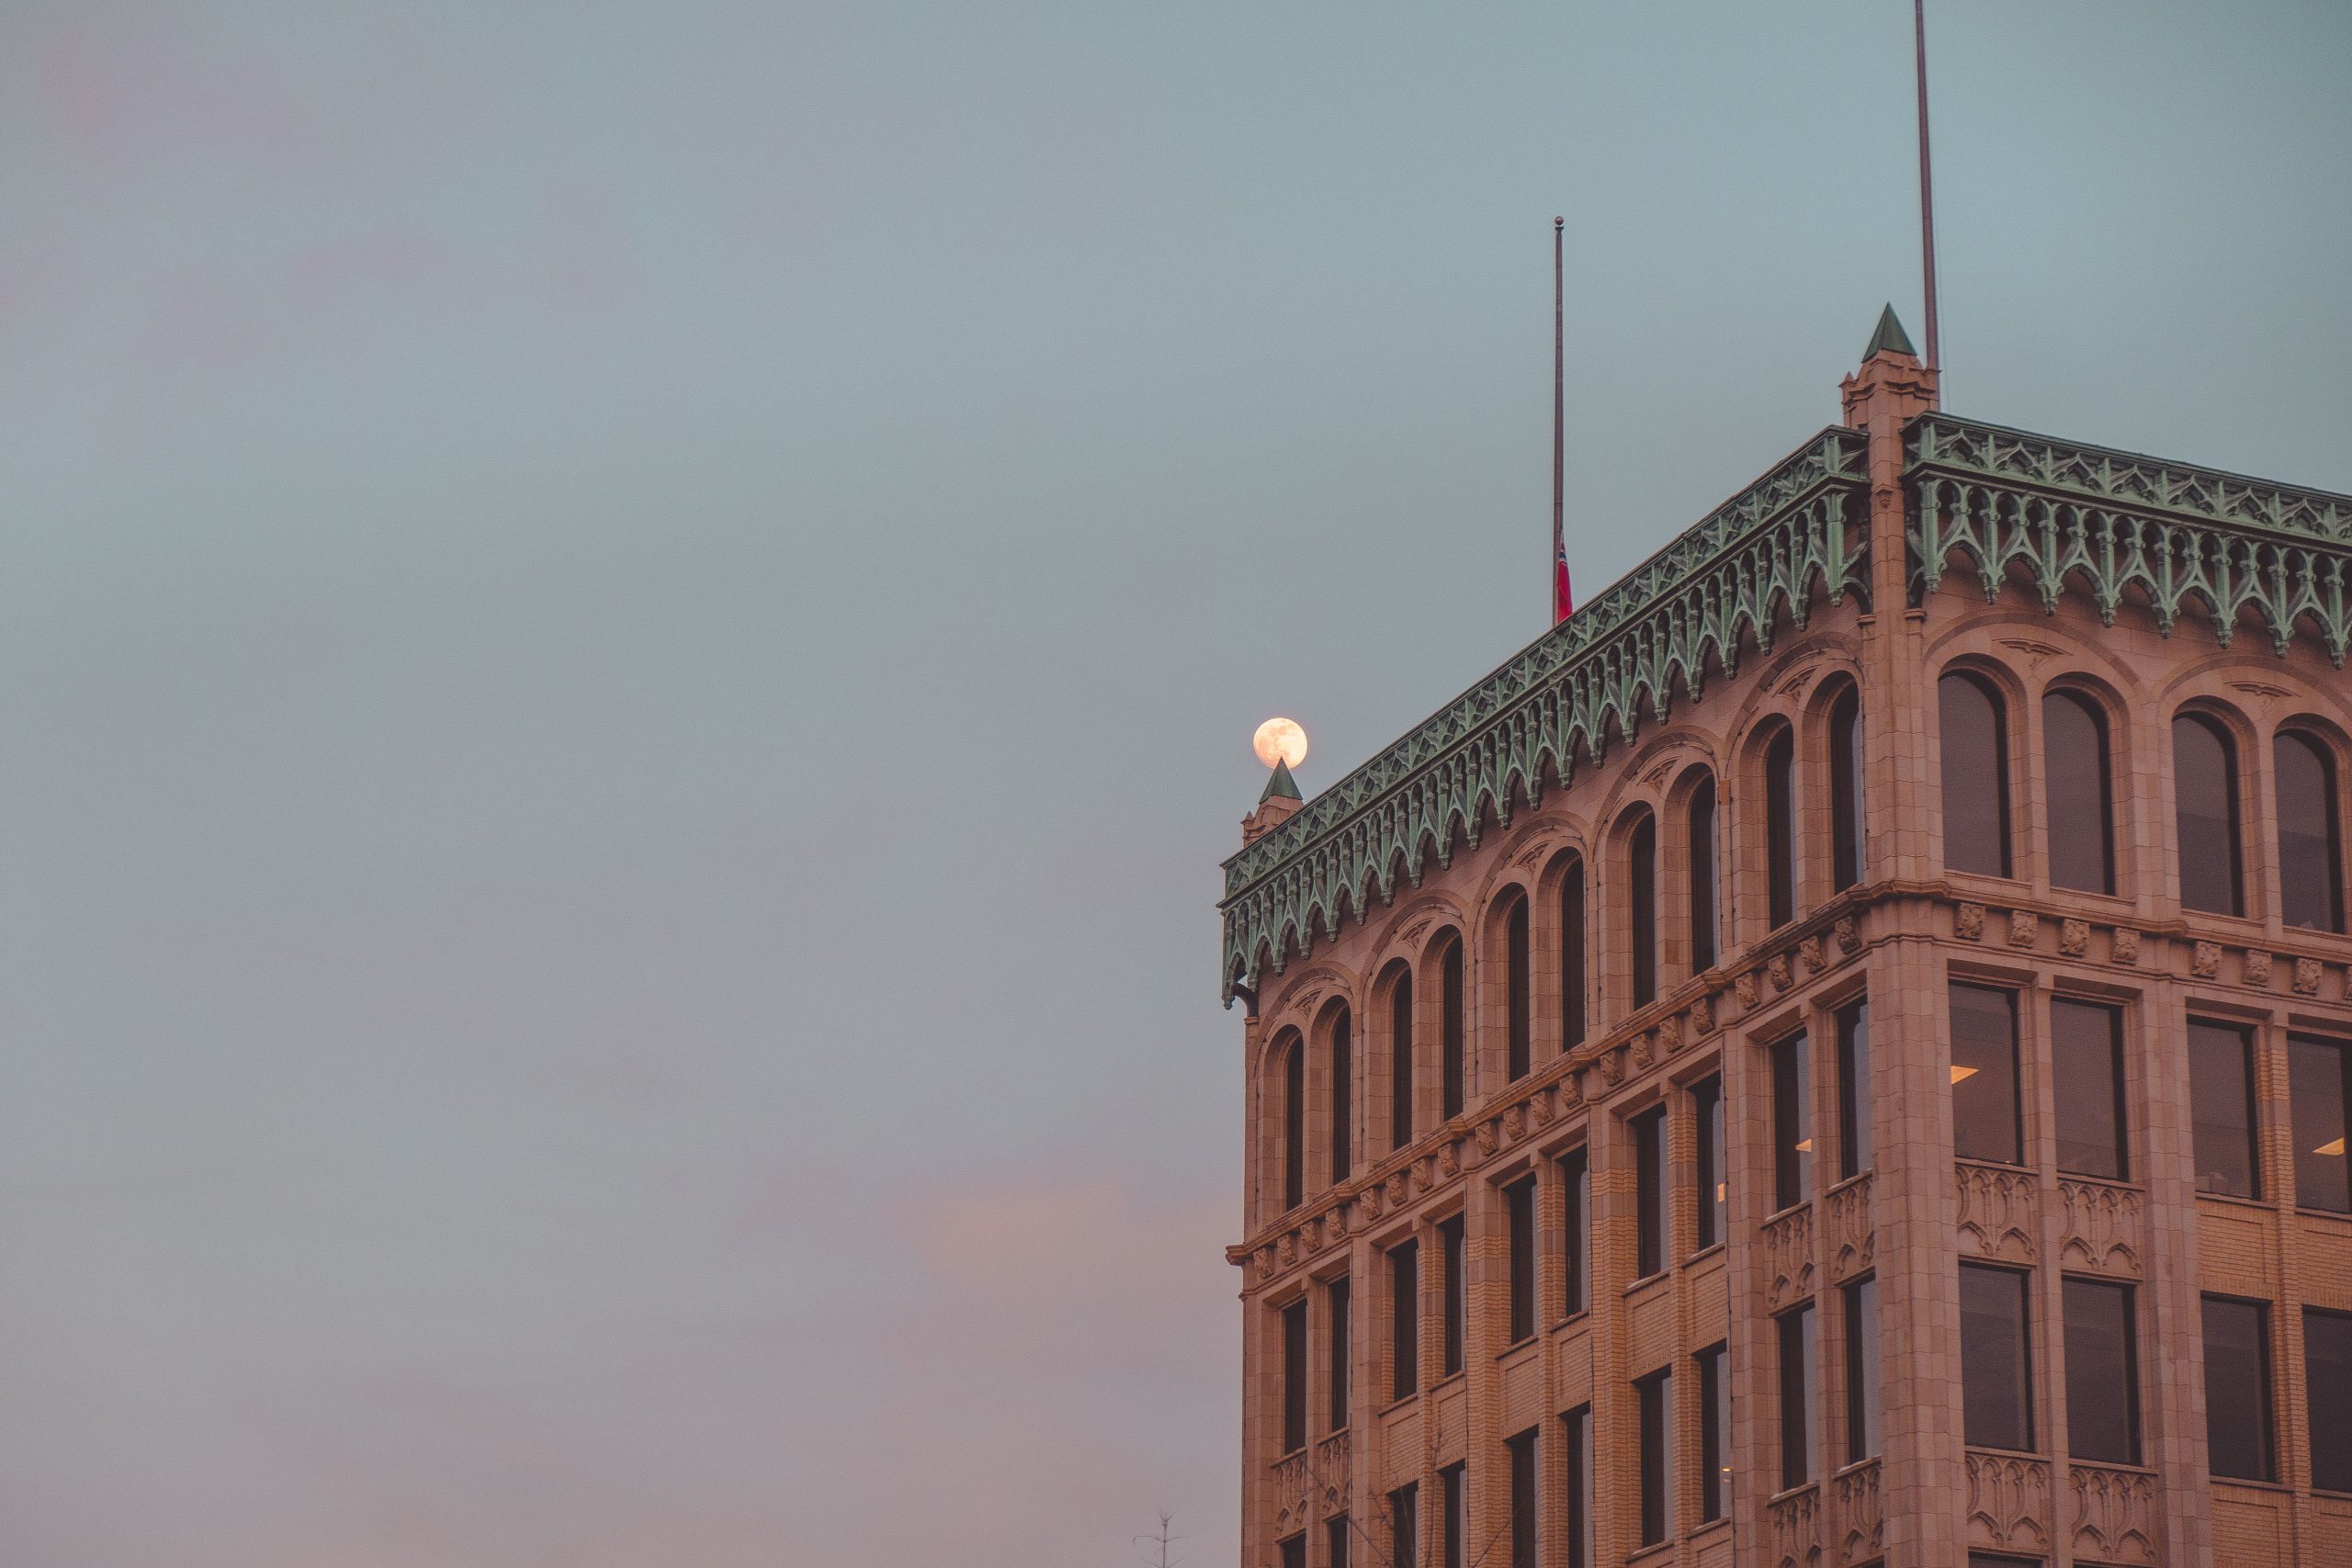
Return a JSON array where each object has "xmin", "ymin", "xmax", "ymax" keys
[
  {"xmin": 1915, "ymin": 0, "xmax": 1940, "ymax": 376},
  {"xmin": 1552, "ymin": 216, "xmax": 1566, "ymax": 625}
]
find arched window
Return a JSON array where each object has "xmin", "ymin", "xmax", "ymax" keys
[
  {"xmin": 2174, "ymin": 713, "xmax": 2244, "ymax": 916},
  {"xmin": 1829, "ymin": 682, "xmax": 1865, "ymax": 890},
  {"xmin": 2278, "ymin": 730, "xmax": 2344, "ymax": 932},
  {"xmin": 1687, "ymin": 774, "xmax": 1719, "ymax": 972},
  {"xmin": 2043, "ymin": 689, "xmax": 2115, "ymax": 895},
  {"xmin": 1763, "ymin": 724, "xmax": 1797, "ymax": 928},
  {"xmin": 1329, "ymin": 1006, "xmax": 1353, "ymax": 1183},
  {"xmin": 1439, "ymin": 934, "xmax": 1466, "ymax": 1119},
  {"xmin": 1503, "ymin": 894, "xmax": 1532, "ymax": 1081},
  {"xmin": 1385, "ymin": 964, "xmax": 1415, "ymax": 1151},
  {"xmin": 1939, "ymin": 671, "xmax": 2010, "ymax": 876},
  {"xmin": 1279, "ymin": 1029, "xmax": 1305, "ymax": 1211},
  {"xmin": 1629, "ymin": 810, "xmax": 1658, "ymax": 1007},
  {"xmin": 1559, "ymin": 856, "xmax": 1588, "ymax": 1049}
]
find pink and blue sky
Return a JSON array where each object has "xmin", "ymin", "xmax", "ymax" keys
[{"xmin": 4, "ymin": 4, "xmax": 2347, "ymax": 1565}]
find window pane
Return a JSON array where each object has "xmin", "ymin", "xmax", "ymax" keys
[
  {"xmin": 1328, "ymin": 1276, "xmax": 1351, "ymax": 1432},
  {"xmin": 1951, "ymin": 985, "xmax": 2023, "ymax": 1166},
  {"xmin": 1960, "ymin": 1264, "xmax": 2033, "ymax": 1451},
  {"xmin": 1329, "ymin": 1517, "xmax": 1351, "ymax": 1568},
  {"xmin": 1773, "ymin": 1032, "xmax": 1813, "ymax": 1211},
  {"xmin": 1830, "ymin": 684, "xmax": 1866, "ymax": 891},
  {"xmin": 1507, "ymin": 1428, "xmax": 1537, "ymax": 1568},
  {"xmin": 1766, "ymin": 726, "xmax": 1797, "ymax": 927},
  {"xmin": 1940, "ymin": 672, "xmax": 2010, "ymax": 876},
  {"xmin": 2291, "ymin": 1035, "xmax": 2352, "ymax": 1213},
  {"xmin": 1698, "ymin": 1343, "xmax": 1729, "ymax": 1521},
  {"xmin": 1845, "ymin": 1277, "xmax": 1881, "ymax": 1463},
  {"xmin": 1441, "ymin": 1462, "xmax": 1464, "ymax": 1568},
  {"xmin": 1283, "ymin": 1032, "xmax": 1306, "ymax": 1209},
  {"xmin": 1561, "ymin": 1147, "xmax": 1589, "ymax": 1316},
  {"xmin": 2202, "ymin": 1295, "xmax": 2274, "ymax": 1481},
  {"xmin": 1634, "ymin": 1106, "xmax": 1668, "ymax": 1278},
  {"xmin": 1562, "ymin": 1407, "xmax": 1591, "ymax": 1568},
  {"xmin": 1390, "ymin": 1241, "xmax": 1419, "ymax": 1398},
  {"xmin": 2188, "ymin": 1020, "xmax": 2259, "ymax": 1199},
  {"xmin": 1390, "ymin": 970, "xmax": 1415, "ymax": 1151},
  {"xmin": 1440, "ymin": 1216, "xmax": 1464, "ymax": 1377},
  {"xmin": 1441, "ymin": 940, "xmax": 1465, "ymax": 1119},
  {"xmin": 2063, "ymin": 1278, "xmax": 2139, "ymax": 1463},
  {"xmin": 1693, "ymin": 1077, "xmax": 1724, "ymax": 1250},
  {"xmin": 1838, "ymin": 999, "xmax": 1872, "ymax": 1180},
  {"xmin": 1637, "ymin": 1370, "xmax": 1673, "ymax": 1545},
  {"xmin": 2050, "ymin": 999, "xmax": 2127, "ymax": 1180},
  {"xmin": 2174, "ymin": 715, "xmax": 2244, "ymax": 916},
  {"xmin": 2043, "ymin": 690, "xmax": 2116, "ymax": 894},
  {"xmin": 1507, "ymin": 1178, "xmax": 1535, "ymax": 1344},
  {"xmin": 1780, "ymin": 1304, "xmax": 1816, "ymax": 1488},
  {"xmin": 1689, "ymin": 775, "xmax": 1718, "ymax": 972},
  {"xmin": 1283, "ymin": 1300, "xmax": 1308, "ymax": 1451},
  {"xmin": 1561, "ymin": 859, "xmax": 1588, "ymax": 1048},
  {"xmin": 2307, "ymin": 1308, "xmax": 2352, "ymax": 1492},
  {"xmin": 1280, "ymin": 1535, "xmax": 1305, "ymax": 1568},
  {"xmin": 2279, "ymin": 732, "xmax": 2345, "ymax": 932},
  {"xmin": 1332, "ymin": 1007, "xmax": 1353, "ymax": 1182},
  {"xmin": 1388, "ymin": 1484, "xmax": 1418, "ymax": 1568},
  {"xmin": 1631, "ymin": 814, "xmax": 1657, "ymax": 1005},
  {"xmin": 1506, "ymin": 897, "xmax": 1531, "ymax": 1080}
]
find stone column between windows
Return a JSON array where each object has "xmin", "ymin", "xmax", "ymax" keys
[{"xmin": 2135, "ymin": 967, "xmax": 2217, "ymax": 1561}]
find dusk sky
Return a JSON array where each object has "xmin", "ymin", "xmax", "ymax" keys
[{"xmin": 5, "ymin": 4, "xmax": 2348, "ymax": 1565}]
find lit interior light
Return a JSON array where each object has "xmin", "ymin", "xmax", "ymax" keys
[
  {"xmin": 1951, "ymin": 1065, "xmax": 1979, "ymax": 1085},
  {"xmin": 2318, "ymin": 1138, "xmax": 2346, "ymax": 1157},
  {"xmin": 1715, "ymin": 1182, "xmax": 1727, "ymax": 1202},
  {"xmin": 1793, "ymin": 1139, "xmax": 1813, "ymax": 1153}
]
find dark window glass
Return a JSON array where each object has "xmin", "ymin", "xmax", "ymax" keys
[
  {"xmin": 1506, "ymin": 1177, "xmax": 1536, "ymax": 1344},
  {"xmin": 1441, "ymin": 1461, "xmax": 1464, "ymax": 1568},
  {"xmin": 1940, "ymin": 671, "xmax": 2011, "ymax": 876},
  {"xmin": 1389, "ymin": 1241, "xmax": 1419, "ymax": 1399},
  {"xmin": 1328, "ymin": 1517, "xmax": 1351, "ymax": 1568},
  {"xmin": 1279, "ymin": 1535, "xmax": 1305, "ymax": 1568},
  {"xmin": 2188, "ymin": 1019, "xmax": 2260, "ymax": 1199},
  {"xmin": 1387, "ymin": 1484, "xmax": 1419, "ymax": 1568},
  {"xmin": 1960, "ymin": 1264, "xmax": 2034, "ymax": 1451},
  {"xmin": 1693, "ymin": 1076, "xmax": 1725, "ymax": 1251},
  {"xmin": 1328, "ymin": 1276, "xmax": 1351, "ymax": 1432},
  {"xmin": 2174, "ymin": 714, "xmax": 2244, "ymax": 916},
  {"xmin": 2051, "ymin": 998, "xmax": 2127, "ymax": 1180},
  {"xmin": 2063, "ymin": 1277, "xmax": 2138, "ymax": 1464},
  {"xmin": 1698, "ymin": 1341, "xmax": 1729, "ymax": 1522},
  {"xmin": 1562, "ymin": 1405, "xmax": 1592, "ymax": 1568},
  {"xmin": 2279, "ymin": 731, "xmax": 2346, "ymax": 932},
  {"xmin": 1830, "ymin": 683, "xmax": 1866, "ymax": 890},
  {"xmin": 1283, "ymin": 1031, "xmax": 1306, "ymax": 1210},
  {"xmin": 1505, "ymin": 896, "xmax": 1532, "ymax": 1080},
  {"xmin": 1968, "ymin": 1558, "xmax": 2041, "ymax": 1568},
  {"xmin": 2291, "ymin": 1033, "xmax": 2352, "ymax": 1213},
  {"xmin": 1560, "ymin": 1146, "xmax": 1589, "ymax": 1316},
  {"xmin": 1389, "ymin": 968, "xmax": 1415, "ymax": 1152},
  {"xmin": 1630, "ymin": 813, "xmax": 1658, "ymax": 1005},
  {"xmin": 1636, "ymin": 1368, "xmax": 1673, "ymax": 1546},
  {"xmin": 1634, "ymin": 1105, "xmax": 1668, "ymax": 1278},
  {"xmin": 1950, "ymin": 984, "xmax": 2023, "ymax": 1166},
  {"xmin": 1845, "ymin": 1276, "xmax": 1880, "ymax": 1463},
  {"xmin": 1838, "ymin": 998, "xmax": 1873, "ymax": 1180},
  {"xmin": 1439, "ymin": 1215, "xmax": 1464, "ymax": 1378},
  {"xmin": 1441, "ymin": 939, "xmax": 1465, "ymax": 1119},
  {"xmin": 2305, "ymin": 1307, "xmax": 2352, "ymax": 1492},
  {"xmin": 1282, "ymin": 1300, "xmax": 1308, "ymax": 1452},
  {"xmin": 1688, "ymin": 774, "xmax": 1718, "ymax": 972},
  {"xmin": 2043, "ymin": 689, "xmax": 2116, "ymax": 895},
  {"xmin": 1765, "ymin": 724, "xmax": 1797, "ymax": 927},
  {"xmin": 1772, "ymin": 1032, "xmax": 1813, "ymax": 1211},
  {"xmin": 1507, "ymin": 1427, "xmax": 1537, "ymax": 1568},
  {"xmin": 1331, "ymin": 1007, "xmax": 1353, "ymax": 1183},
  {"xmin": 1560, "ymin": 858, "xmax": 1588, "ymax": 1049},
  {"xmin": 1779, "ymin": 1303, "xmax": 1817, "ymax": 1488},
  {"xmin": 2202, "ymin": 1295, "xmax": 2274, "ymax": 1481}
]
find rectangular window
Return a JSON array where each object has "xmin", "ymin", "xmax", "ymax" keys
[
  {"xmin": 2306, "ymin": 1307, "xmax": 2352, "ymax": 1493},
  {"xmin": 1772, "ymin": 1032, "xmax": 1813, "ymax": 1211},
  {"xmin": 1387, "ymin": 1483, "xmax": 1419, "ymax": 1568},
  {"xmin": 1950, "ymin": 984, "xmax": 2023, "ymax": 1166},
  {"xmin": 1693, "ymin": 1076, "xmax": 1725, "ymax": 1251},
  {"xmin": 1635, "ymin": 1367, "xmax": 1673, "ymax": 1546},
  {"xmin": 2291, "ymin": 1033, "xmax": 2352, "ymax": 1213},
  {"xmin": 1506, "ymin": 1177, "xmax": 1536, "ymax": 1345},
  {"xmin": 1845, "ymin": 1275, "xmax": 1880, "ymax": 1464},
  {"xmin": 2062, "ymin": 1277, "xmax": 2138, "ymax": 1464},
  {"xmin": 1779, "ymin": 1303, "xmax": 1817, "ymax": 1489},
  {"xmin": 1507, "ymin": 1426, "xmax": 1537, "ymax": 1568},
  {"xmin": 1838, "ymin": 998, "xmax": 1872, "ymax": 1180},
  {"xmin": 1328, "ymin": 1275, "xmax": 1351, "ymax": 1432},
  {"xmin": 1389, "ymin": 1241, "xmax": 1419, "ymax": 1399},
  {"xmin": 1440, "ymin": 1461, "xmax": 1465, "ymax": 1568},
  {"xmin": 1279, "ymin": 1535, "xmax": 1305, "ymax": 1568},
  {"xmin": 1960, "ymin": 1263, "xmax": 2033, "ymax": 1452},
  {"xmin": 2051, "ymin": 998, "xmax": 2128, "ymax": 1180},
  {"xmin": 2203, "ymin": 1295, "xmax": 2275, "ymax": 1481},
  {"xmin": 1634, "ymin": 1105, "xmax": 1668, "ymax": 1278},
  {"xmin": 1328, "ymin": 1517, "xmax": 1351, "ymax": 1568},
  {"xmin": 1282, "ymin": 1300, "xmax": 1308, "ymax": 1453},
  {"xmin": 1562, "ymin": 1404, "xmax": 1592, "ymax": 1568},
  {"xmin": 2188, "ymin": 1019, "xmax": 2260, "ymax": 1199},
  {"xmin": 1698, "ymin": 1341, "xmax": 1729, "ymax": 1522},
  {"xmin": 1560, "ymin": 1146, "xmax": 1589, "ymax": 1317},
  {"xmin": 1439, "ymin": 1215, "xmax": 1465, "ymax": 1378}
]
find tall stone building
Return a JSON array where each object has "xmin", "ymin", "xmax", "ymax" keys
[{"xmin": 1219, "ymin": 314, "xmax": 2352, "ymax": 1568}]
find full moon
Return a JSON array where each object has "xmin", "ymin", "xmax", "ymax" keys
[{"xmin": 1252, "ymin": 716, "xmax": 1308, "ymax": 770}]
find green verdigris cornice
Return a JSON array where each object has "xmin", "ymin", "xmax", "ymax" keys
[{"xmin": 1218, "ymin": 426, "xmax": 1871, "ymax": 1002}]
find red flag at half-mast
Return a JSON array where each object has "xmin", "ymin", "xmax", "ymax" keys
[
  {"xmin": 1551, "ymin": 217, "xmax": 1573, "ymax": 624},
  {"xmin": 1555, "ymin": 549, "xmax": 1574, "ymax": 623}
]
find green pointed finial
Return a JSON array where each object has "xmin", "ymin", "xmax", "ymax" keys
[
  {"xmin": 1260, "ymin": 758, "xmax": 1302, "ymax": 803},
  {"xmin": 1864, "ymin": 304, "xmax": 1917, "ymax": 359}
]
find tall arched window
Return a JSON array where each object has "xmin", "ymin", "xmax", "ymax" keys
[
  {"xmin": 1329, "ymin": 1006, "xmax": 1353, "ymax": 1183},
  {"xmin": 1829, "ymin": 682, "xmax": 1865, "ymax": 890},
  {"xmin": 1559, "ymin": 856, "xmax": 1588, "ymax": 1049},
  {"xmin": 1280, "ymin": 1029, "xmax": 1305, "ymax": 1211},
  {"xmin": 1503, "ymin": 894, "xmax": 1532, "ymax": 1081},
  {"xmin": 1764, "ymin": 724, "xmax": 1797, "ymax": 927},
  {"xmin": 2174, "ymin": 713, "xmax": 2244, "ymax": 916},
  {"xmin": 2043, "ymin": 689, "xmax": 2115, "ymax": 896},
  {"xmin": 2278, "ymin": 730, "xmax": 2344, "ymax": 932},
  {"xmin": 1386, "ymin": 964, "xmax": 1415, "ymax": 1151},
  {"xmin": 1629, "ymin": 810, "xmax": 1658, "ymax": 1007},
  {"xmin": 1440, "ymin": 934, "xmax": 1466, "ymax": 1119},
  {"xmin": 1939, "ymin": 671, "xmax": 2010, "ymax": 876},
  {"xmin": 1687, "ymin": 774, "xmax": 1719, "ymax": 972}
]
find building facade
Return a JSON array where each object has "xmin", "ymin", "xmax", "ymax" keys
[{"xmin": 1219, "ymin": 318, "xmax": 2352, "ymax": 1568}]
